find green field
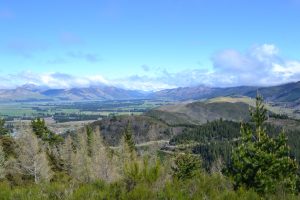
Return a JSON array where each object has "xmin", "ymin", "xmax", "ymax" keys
[{"xmin": 0, "ymin": 99, "xmax": 172, "ymax": 120}]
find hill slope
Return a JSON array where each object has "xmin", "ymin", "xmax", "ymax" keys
[
  {"xmin": 91, "ymin": 115, "xmax": 184, "ymax": 146},
  {"xmin": 150, "ymin": 81, "xmax": 300, "ymax": 104},
  {"xmin": 245, "ymin": 81, "xmax": 300, "ymax": 102},
  {"xmin": 0, "ymin": 85, "xmax": 146, "ymax": 102},
  {"xmin": 146, "ymin": 100, "xmax": 251, "ymax": 125}
]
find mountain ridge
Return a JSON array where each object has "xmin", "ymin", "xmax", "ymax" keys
[{"xmin": 0, "ymin": 81, "xmax": 300, "ymax": 103}]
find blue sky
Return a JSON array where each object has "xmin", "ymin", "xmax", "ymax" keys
[{"xmin": 1, "ymin": 0, "xmax": 300, "ymax": 90}]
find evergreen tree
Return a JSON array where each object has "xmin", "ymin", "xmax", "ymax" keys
[
  {"xmin": 31, "ymin": 118, "xmax": 63, "ymax": 145},
  {"xmin": 31, "ymin": 118, "xmax": 48, "ymax": 138},
  {"xmin": 0, "ymin": 143, "xmax": 6, "ymax": 179},
  {"xmin": 249, "ymin": 94, "xmax": 268, "ymax": 141},
  {"xmin": 226, "ymin": 94, "xmax": 299, "ymax": 194},
  {"xmin": 123, "ymin": 156, "xmax": 161, "ymax": 191},
  {"xmin": 123, "ymin": 122, "xmax": 135, "ymax": 153},
  {"xmin": 250, "ymin": 94, "xmax": 268, "ymax": 127},
  {"xmin": 172, "ymin": 153, "xmax": 201, "ymax": 180},
  {"xmin": 0, "ymin": 134, "xmax": 15, "ymax": 158},
  {"xmin": 86, "ymin": 125, "xmax": 93, "ymax": 157},
  {"xmin": 0, "ymin": 119, "xmax": 9, "ymax": 136},
  {"xmin": 60, "ymin": 135, "xmax": 74, "ymax": 175}
]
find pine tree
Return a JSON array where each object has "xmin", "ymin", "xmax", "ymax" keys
[
  {"xmin": 226, "ymin": 94, "xmax": 298, "ymax": 194},
  {"xmin": 0, "ymin": 119, "xmax": 9, "ymax": 136},
  {"xmin": 69, "ymin": 127, "xmax": 118, "ymax": 182},
  {"xmin": 0, "ymin": 143, "xmax": 6, "ymax": 179},
  {"xmin": 31, "ymin": 118, "xmax": 63, "ymax": 145},
  {"xmin": 249, "ymin": 94, "xmax": 268, "ymax": 141},
  {"xmin": 15, "ymin": 130, "xmax": 52, "ymax": 183},
  {"xmin": 85, "ymin": 125, "xmax": 95, "ymax": 158},
  {"xmin": 31, "ymin": 118, "xmax": 48, "ymax": 138},
  {"xmin": 61, "ymin": 135, "xmax": 74, "ymax": 175},
  {"xmin": 117, "ymin": 122, "xmax": 137, "ymax": 175},
  {"xmin": 123, "ymin": 122, "xmax": 135, "ymax": 153},
  {"xmin": 90, "ymin": 127, "xmax": 118, "ymax": 182},
  {"xmin": 71, "ymin": 131, "xmax": 92, "ymax": 182},
  {"xmin": 171, "ymin": 153, "xmax": 201, "ymax": 180}
]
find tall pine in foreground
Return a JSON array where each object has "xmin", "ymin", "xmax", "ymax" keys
[{"xmin": 226, "ymin": 94, "xmax": 299, "ymax": 194}]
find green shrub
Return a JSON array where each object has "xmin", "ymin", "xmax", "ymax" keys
[{"xmin": 172, "ymin": 153, "xmax": 201, "ymax": 180}]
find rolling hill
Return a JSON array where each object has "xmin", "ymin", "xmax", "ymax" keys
[
  {"xmin": 88, "ymin": 100, "xmax": 252, "ymax": 146},
  {"xmin": 146, "ymin": 100, "xmax": 251, "ymax": 125},
  {"xmin": 150, "ymin": 81, "xmax": 300, "ymax": 104},
  {"xmin": 146, "ymin": 96, "xmax": 300, "ymax": 126},
  {"xmin": 244, "ymin": 81, "xmax": 300, "ymax": 102},
  {"xmin": 90, "ymin": 115, "xmax": 184, "ymax": 146}
]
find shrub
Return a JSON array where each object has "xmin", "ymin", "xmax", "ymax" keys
[{"xmin": 171, "ymin": 153, "xmax": 201, "ymax": 180}]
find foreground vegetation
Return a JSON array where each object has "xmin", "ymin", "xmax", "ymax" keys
[
  {"xmin": 0, "ymin": 95, "xmax": 300, "ymax": 199},
  {"xmin": 169, "ymin": 119, "xmax": 300, "ymax": 171}
]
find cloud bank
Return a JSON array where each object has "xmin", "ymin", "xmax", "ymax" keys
[
  {"xmin": 210, "ymin": 44, "xmax": 298, "ymax": 86},
  {"xmin": 1, "ymin": 44, "xmax": 300, "ymax": 91},
  {"xmin": 1, "ymin": 72, "xmax": 109, "ymax": 89}
]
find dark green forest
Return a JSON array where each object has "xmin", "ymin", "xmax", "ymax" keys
[{"xmin": 170, "ymin": 119, "xmax": 300, "ymax": 171}]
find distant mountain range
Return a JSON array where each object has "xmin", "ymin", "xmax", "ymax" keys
[
  {"xmin": 0, "ymin": 84, "xmax": 146, "ymax": 102},
  {"xmin": 0, "ymin": 81, "xmax": 300, "ymax": 103},
  {"xmin": 151, "ymin": 81, "xmax": 300, "ymax": 103}
]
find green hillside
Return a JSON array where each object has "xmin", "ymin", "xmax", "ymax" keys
[{"xmin": 146, "ymin": 100, "xmax": 251, "ymax": 125}]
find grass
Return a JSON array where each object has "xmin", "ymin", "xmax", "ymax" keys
[
  {"xmin": 149, "ymin": 100, "xmax": 251, "ymax": 125},
  {"xmin": 206, "ymin": 96, "xmax": 255, "ymax": 105},
  {"xmin": 206, "ymin": 96, "xmax": 297, "ymax": 118}
]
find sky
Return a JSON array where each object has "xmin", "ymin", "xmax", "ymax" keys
[{"xmin": 1, "ymin": 0, "xmax": 300, "ymax": 91}]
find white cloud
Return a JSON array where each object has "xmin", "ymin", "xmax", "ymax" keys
[
  {"xmin": 272, "ymin": 61, "xmax": 300, "ymax": 80},
  {"xmin": 212, "ymin": 49, "xmax": 255, "ymax": 72},
  {"xmin": 1, "ymin": 44, "xmax": 300, "ymax": 91},
  {"xmin": 5, "ymin": 72, "xmax": 109, "ymax": 89},
  {"xmin": 112, "ymin": 78, "xmax": 176, "ymax": 91},
  {"xmin": 211, "ymin": 43, "xmax": 300, "ymax": 86},
  {"xmin": 252, "ymin": 44, "xmax": 279, "ymax": 57}
]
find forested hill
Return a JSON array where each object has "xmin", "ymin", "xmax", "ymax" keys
[
  {"xmin": 168, "ymin": 119, "xmax": 300, "ymax": 170},
  {"xmin": 87, "ymin": 97, "xmax": 300, "ymax": 148}
]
